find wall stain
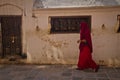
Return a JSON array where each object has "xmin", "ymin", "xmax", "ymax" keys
[
  {"xmin": 27, "ymin": 27, "xmax": 68, "ymax": 64},
  {"xmin": 35, "ymin": 27, "xmax": 69, "ymax": 48}
]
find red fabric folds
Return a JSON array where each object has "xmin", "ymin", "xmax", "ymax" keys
[
  {"xmin": 80, "ymin": 21, "xmax": 93, "ymax": 53},
  {"xmin": 77, "ymin": 46, "xmax": 97, "ymax": 69},
  {"xmin": 77, "ymin": 21, "xmax": 97, "ymax": 70}
]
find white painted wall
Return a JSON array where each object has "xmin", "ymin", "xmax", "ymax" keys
[{"xmin": 31, "ymin": 7, "xmax": 120, "ymax": 66}]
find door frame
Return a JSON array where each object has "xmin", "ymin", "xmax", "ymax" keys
[{"xmin": 0, "ymin": 15, "xmax": 22, "ymax": 58}]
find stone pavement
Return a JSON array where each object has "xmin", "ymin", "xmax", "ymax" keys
[{"xmin": 0, "ymin": 64, "xmax": 120, "ymax": 80}]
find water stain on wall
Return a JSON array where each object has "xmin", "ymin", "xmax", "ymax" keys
[{"xmin": 27, "ymin": 27, "xmax": 69, "ymax": 64}]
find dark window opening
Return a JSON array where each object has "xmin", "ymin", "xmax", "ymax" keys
[
  {"xmin": 117, "ymin": 15, "xmax": 120, "ymax": 33},
  {"xmin": 117, "ymin": 26, "xmax": 120, "ymax": 33},
  {"xmin": 50, "ymin": 16, "xmax": 91, "ymax": 33}
]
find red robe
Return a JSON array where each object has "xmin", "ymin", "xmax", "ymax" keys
[{"xmin": 77, "ymin": 21, "xmax": 97, "ymax": 70}]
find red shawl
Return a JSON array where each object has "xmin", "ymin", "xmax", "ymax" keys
[{"xmin": 80, "ymin": 21, "xmax": 93, "ymax": 53}]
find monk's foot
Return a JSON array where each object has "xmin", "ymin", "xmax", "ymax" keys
[
  {"xmin": 76, "ymin": 68, "xmax": 82, "ymax": 70},
  {"xmin": 94, "ymin": 65, "xmax": 100, "ymax": 72}
]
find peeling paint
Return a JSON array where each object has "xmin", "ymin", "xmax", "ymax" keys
[
  {"xmin": 34, "ymin": 27, "xmax": 69, "ymax": 48},
  {"xmin": 27, "ymin": 52, "xmax": 32, "ymax": 63},
  {"xmin": 45, "ymin": 46, "xmax": 65, "ymax": 64},
  {"xmin": 27, "ymin": 27, "xmax": 69, "ymax": 64},
  {"xmin": 107, "ymin": 57, "xmax": 120, "ymax": 67}
]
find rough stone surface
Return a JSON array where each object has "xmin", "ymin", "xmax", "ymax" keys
[
  {"xmin": 0, "ymin": 65, "xmax": 120, "ymax": 80},
  {"xmin": 33, "ymin": 0, "xmax": 120, "ymax": 9}
]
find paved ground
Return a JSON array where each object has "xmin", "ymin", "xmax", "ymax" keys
[{"xmin": 0, "ymin": 64, "xmax": 120, "ymax": 80}]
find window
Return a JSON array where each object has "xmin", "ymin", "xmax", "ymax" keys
[
  {"xmin": 50, "ymin": 16, "xmax": 91, "ymax": 33},
  {"xmin": 117, "ymin": 15, "xmax": 120, "ymax": 33}
]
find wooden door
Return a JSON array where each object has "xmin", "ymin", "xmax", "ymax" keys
[{"xmin": 0, "ymin": 16, "xmax": 22, "ymax": 57}]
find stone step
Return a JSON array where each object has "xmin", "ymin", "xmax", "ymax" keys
[{"xmin": 0, "ymin": 55, "xmax": 27, "ymax": 64}]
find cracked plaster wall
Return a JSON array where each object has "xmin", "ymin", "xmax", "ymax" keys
[
  {"xmin": 31, "ymin": 7, "xmax": 120, "ymax": 66},
  {"xmin": 26, "ymin": 28, "xmax": 79, "ymax": 64}
]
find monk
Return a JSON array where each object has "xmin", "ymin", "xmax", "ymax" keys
[{"xmin": 77, "ymin": 20, "xmax": 99, "ymax": 72}]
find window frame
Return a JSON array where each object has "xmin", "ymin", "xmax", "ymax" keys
[{"xmin": 49, "ymin": 16, "xmax": 91, "ymax": 34}]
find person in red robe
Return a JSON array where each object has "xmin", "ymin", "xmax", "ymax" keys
[{"xmin": 77, "ymin": 20, "xmax": 99, "ymax": 72}]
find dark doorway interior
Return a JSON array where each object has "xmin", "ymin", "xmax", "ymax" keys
[{"xmin": 0, "ymin": 16, "xmax": 22, "ymax": 58}]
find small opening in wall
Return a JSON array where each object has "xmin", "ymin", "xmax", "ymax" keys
[
  {"xmin": 32, "ymin": 13, "xmax": 37, "ymax": 18},
  {"xmin": 101, "ymin": 24, "xmax": 105, "ymax": 30},
  {"xmin": 117, "ymin": 15, "xmax": 120, "ymax": 33},
  {"xmin": 36, "ymin": 26, "xmax": 40, "ymax": 31}
]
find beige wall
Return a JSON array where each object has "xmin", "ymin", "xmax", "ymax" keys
[
  {"xmin": 31, "ymin": 7, "xmax": 120, "ymax": 66},
  {"xmin": 0, "ymin": 0, "xmax": 120, "ymax": 66}
]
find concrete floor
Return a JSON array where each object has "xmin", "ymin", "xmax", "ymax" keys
[{"xmin": 0, "ymin": 64, "xmax": 120, "ymax": 80}]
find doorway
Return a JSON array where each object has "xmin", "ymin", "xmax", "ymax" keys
[{"xmin": 0, "ymin": 16, "xmax": 22, "ymax": 58}]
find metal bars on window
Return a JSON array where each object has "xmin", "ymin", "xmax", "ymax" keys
[{"xmin": 50, "ymin": 16, "xmax": 91, "ymax": 33}]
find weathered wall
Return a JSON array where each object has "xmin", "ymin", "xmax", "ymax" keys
[
  {"xmin": 31, "ymin": 7, "xmax": 120, "ymax": 66},
  {"xmin": 0, "ymin": 0, "xmax": 120, "ymax": 66}
]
